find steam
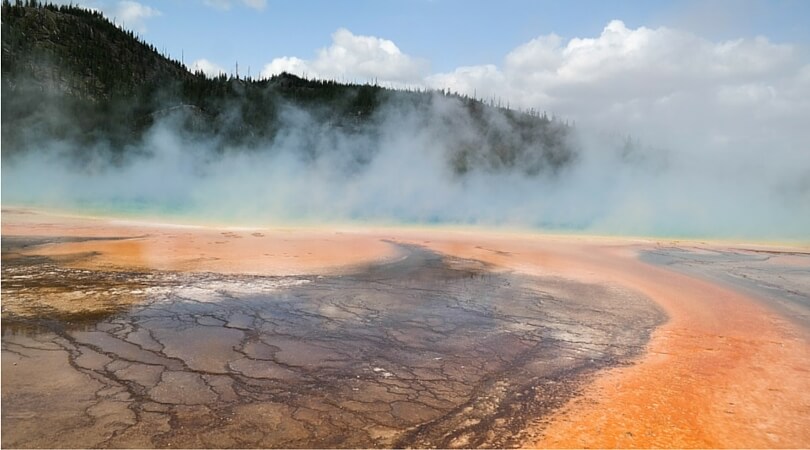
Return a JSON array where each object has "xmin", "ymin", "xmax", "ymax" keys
[{"xmin": 3, "ymin": 87, "xmax": 808, "ymax": 241}]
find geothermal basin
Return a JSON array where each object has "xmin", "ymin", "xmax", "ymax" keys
[{"xmin": 2, "ymin": 209, "xmax": 809, "ymax": 448}]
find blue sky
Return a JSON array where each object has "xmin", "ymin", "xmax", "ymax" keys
[
  {"xmin": 146, "ymin": 0, "xmax": 678, "ymax": 74},
  {"xmin": 86, "ymin": 0, "xmax": 810, "ymax": 79}
]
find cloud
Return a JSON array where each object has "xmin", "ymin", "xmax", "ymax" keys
[
  {"xmin": 112, "ymin": 1, "xmax": 160, "ymax": 32},
  {"xmin": 429, "ymin": 20, "xmax": 797, "ymax": 111},
  {"xmin": 428, "ymin": 20, "xmax": 808, "ymax": 168},
  {"xmin": 241, "ymin": 0, "xmax": 266, "ymax": 9},
  {"xmin": 203, "ymin": 0, "xmax": 266, "ymax": 11},
  {"xmin": 49, "ymin": 0, "xmax": 160, "ymax": 32},
  {"xmin": 190, "ymin": 58, "xmax": 227, "ymax": 77},
  {"xmin": 426, "ymin": 64, "xmax": 508, "ymax": 102},
  {"xmin": 261, "ymin": 28, "xmax": 429, "ymax": 85},
  {"xmin": 261, "ymin": 56, "xmax": 309, "ymax": 79}
]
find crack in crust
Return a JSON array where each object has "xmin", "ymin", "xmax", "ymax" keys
[{"xmin": 2, "ymin": 242, "xmax": 664, "ymax": 448}]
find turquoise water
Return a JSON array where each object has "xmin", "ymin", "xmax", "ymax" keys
[
  {"xmin": 8, "ymin": 198, "xmax": 808, "ymax": 247},
  {"xmin": 16, "ymin": 199, "xmax": 207, "ymax": 224}
]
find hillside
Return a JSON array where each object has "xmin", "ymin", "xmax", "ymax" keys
[
  {"xmin": 2, "ymin": 2, "xmax": 192, "ymax": 99},
  {"xmin": 1, "ymin": 2, "xmax": 576, "ymax": 175}
]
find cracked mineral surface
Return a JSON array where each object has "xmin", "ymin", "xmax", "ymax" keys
[
  {"xmin": 2, "ymin": 236, "xmax": 665, "ymax": 448},
  {"xmin": 640, "ymin": 245, "xmax": 810, "ymax": 328}
]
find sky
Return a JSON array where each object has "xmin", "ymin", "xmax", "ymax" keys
[
  {"xmin": 54, "ymin": 0, "xmax": 810, "ymax": 125},
  {"xmin": 57, "ymin": 0, "xmax": 810, "ymax": 77}
]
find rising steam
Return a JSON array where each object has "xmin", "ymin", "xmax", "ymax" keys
[{"xmin": 2, "ymin": 88, "xmax": 809, "ymax": 240}]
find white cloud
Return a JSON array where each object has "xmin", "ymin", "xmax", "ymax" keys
[
  {"xmin": 261, "ymin": 28, "xmax": 428, "ymax": 85},
  {"xmin": 425, "ymin": 20, "xmax": 807, "ymax": 158},
  {"xmin": 203, "ymin": 0, "xmax": 266, "ymax": 11},
  {"xmin": 505, "ymin": 34, "xmax": 563, "ymax": 74},
  {"xmin": 426, "ymin": 65, "xmax": 509, "ymax": 102},
  {"xmin": 429, "ymin": 20, "xmax": 796, "ymax": 110},
  {"xmin": 241, "ymin": 0, "xmax": 266, "ymax": 9},
  {"xmin": 261, "ymin": 56, "xmax": 309, "ymax": 78},
  {"xmin": 190, "ymin": 59, "xmax": 227, "ymax": 78},
  {"xmin": 50, "ymin": 0, "xmax": 161, "ymax": 33},
  {"xmin": 111, "ymin": 1, "xmax": 161, "ymax": 33}
]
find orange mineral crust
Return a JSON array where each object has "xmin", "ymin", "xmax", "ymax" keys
[
  {"xmin": 386, "ymin": 232, "xmax": 810, "ymax": 448},
  {"xmin": 530, "ymin": 252, "xmax": 810, "ymax": 448},
  {"xmin": 1, "ymin": 208, "xmax": 401, "ymax": 275},
  {"xmin": 2, "ymin": 209, "xmax": 808, "ymax": 447}
]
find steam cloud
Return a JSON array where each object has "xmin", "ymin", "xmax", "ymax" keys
[{"xmin": 2, "ymin": 88, "xmax": 808, "ymax": 240}]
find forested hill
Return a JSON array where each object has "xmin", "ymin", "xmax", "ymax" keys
[
  {"xmin": 2, "ymin": 1, "xmax": 576, "ymax": 175},
  {"xmin": 2, "ymin": 1, "xmax": 192, "ymax": 100}
]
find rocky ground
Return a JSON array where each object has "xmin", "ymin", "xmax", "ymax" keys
[{"xmin": 2, "ymin": 238, "xmax": 663, "ymax": 448}]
